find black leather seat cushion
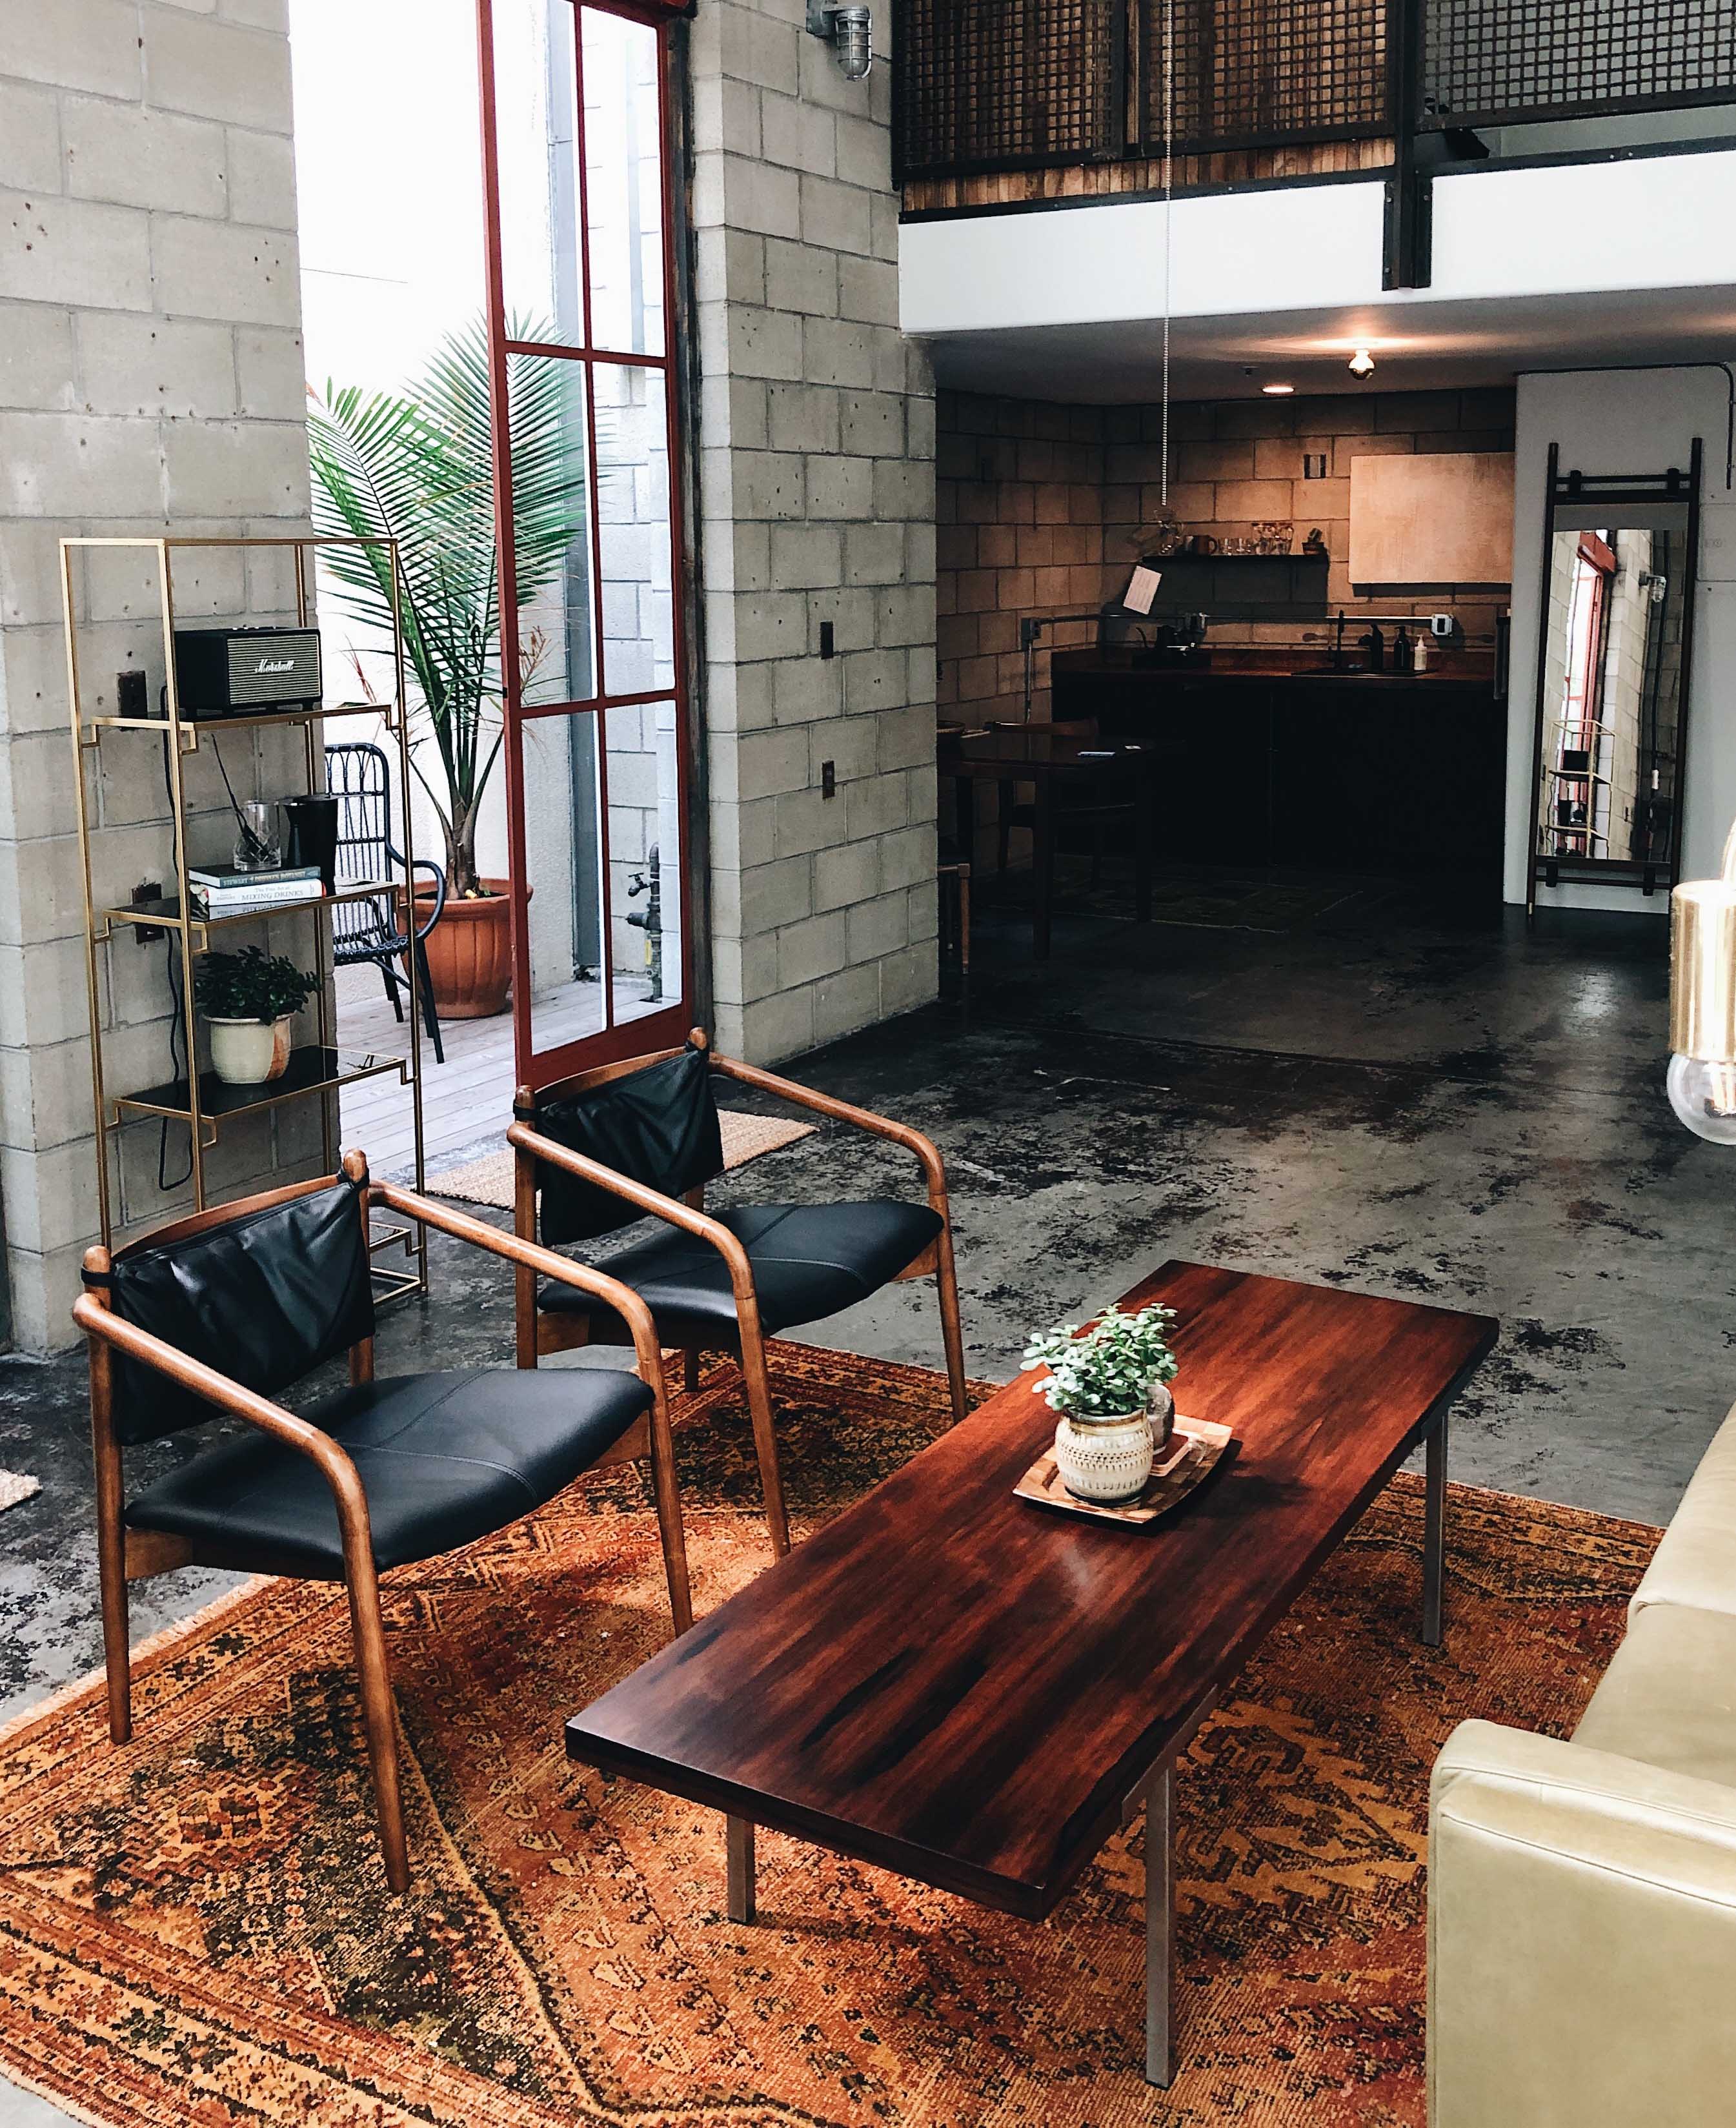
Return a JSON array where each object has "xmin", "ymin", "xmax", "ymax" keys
[
  {"xmin": 125, "ymin": 1367, "xmax": 651, "ymax": 1578},
  {"xmin": 541, "ymin": 1200, "xmax": 943, "ymax": 1336}
]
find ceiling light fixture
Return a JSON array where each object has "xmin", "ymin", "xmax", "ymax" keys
[
  {"xmin": 1347, "ymin": 348, "xmax": 1377, "ymax": 380},
  {"xmin": 806, "ymin": 1, "xmax": 873, "ymax": 79},
  {"xmin": 1261, "ymin": 383, "xmax": 1295, "ymax": 396}
]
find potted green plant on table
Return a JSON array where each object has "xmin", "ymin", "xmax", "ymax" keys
[
  {"xmin": 307, "ymin": 316, "xmax": 589, "ymax": 1017},
  {"xmin": 194, "ymin": 947, "xmax": 321, "ymax": 1086},
  {"xmin": 1023, "ymin": 1303, "xmax": 1180, "ymax": 1503}
]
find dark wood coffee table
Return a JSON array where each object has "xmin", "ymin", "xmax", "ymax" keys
[{"xmin": 565, "ymin": 1261, "xmax": 1498, "ymax": 2085}]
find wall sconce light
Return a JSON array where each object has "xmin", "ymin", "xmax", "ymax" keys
[
  {"xmin": 1347, "ymin": 349, "xmax": 1377, "ymax": 380},
  {"xmin": 806, "ymin": 1, "xmax": 873, "ymax": 79},
  {"xmin": 1303, "ymin": 453, "xmax": 1328, "ymax": 479},
  {"xmin": 1668, "ymin": 826, "xmax": 1736, "ymax": 1142},
  {"xmin": 1260, "ymin": 382, "xmax": 1295, "ymax": 396}
]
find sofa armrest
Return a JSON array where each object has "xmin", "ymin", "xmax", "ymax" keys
[{"xmin": 1429, "ymin": 1720, "xmax": 1736, "ymax": 2128}]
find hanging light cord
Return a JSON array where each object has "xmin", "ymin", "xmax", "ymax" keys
[{"xmin": 1161, "ymin": 0, "xmax": 1175, "ymax": 508}]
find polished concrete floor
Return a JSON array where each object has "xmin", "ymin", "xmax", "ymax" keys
[{"xmin": 0, "ymin": 868, "xmax": 1713, "ymax": 2122}]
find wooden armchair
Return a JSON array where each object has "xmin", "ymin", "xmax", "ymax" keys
[
  {"xmin": 72, "ymin": 1151, "xmax": 690, "ymax": 1894},
  {"xmin": 509, "ymin": 1029, "xmax": 968, "ymax": 1559}
]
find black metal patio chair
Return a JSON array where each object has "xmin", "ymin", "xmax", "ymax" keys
[{"xmin": 325, "ymin": 739, "xmax": 446, "ymax": 1063}]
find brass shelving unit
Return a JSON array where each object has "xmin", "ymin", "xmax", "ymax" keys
[{"xmin": 61, "ymin": 534, "xmax": 428, "ymax": 1301}]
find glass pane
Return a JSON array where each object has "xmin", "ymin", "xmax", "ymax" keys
[
  {"xmin": 489, "ymin": 0, "xmax": 584, "ymax": 343},
  {"xmin": 582, "ymin": 7, "xmax": 667, "ymax": 356},
  {"xmin": 606, "ymin": 699, "xmax": 682, "ymax": 1028},
  {"xmin": 523, "ymin": 710, "xmax": 608, "ymax": 1054},
  {"xmin": 507, "ymin": 349, "xmax": 596, "ymax": 706},
  {"xmin": 595, "ymin": 363, "xmax": 674, "ymax": 697}
]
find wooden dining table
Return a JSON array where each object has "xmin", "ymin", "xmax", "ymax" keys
[{"xmin": 938, "ymin": 724, "xmax": 1156, "ymax": 957}]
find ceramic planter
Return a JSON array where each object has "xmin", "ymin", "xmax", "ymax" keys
[
  {"xmin": 1052, "ymin": 1382, "xmax": 1175, "ymax": 1503},
  {"xmin": 207, "ymin": 1014, "xmax": 293, "ymax": 1086}
]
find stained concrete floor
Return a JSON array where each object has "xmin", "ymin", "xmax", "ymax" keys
[{"xmin": 0, "ymin": 867, "xmax": 1719, "ymax": 2123}]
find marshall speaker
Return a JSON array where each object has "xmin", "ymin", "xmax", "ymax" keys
[{"xmin": 171, "ymin": 625, "xmax": 322, "ymax": 718}]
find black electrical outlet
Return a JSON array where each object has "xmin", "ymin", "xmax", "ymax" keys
[
  {"xmin": 132, "ymin": 879, "xmax": 165, "ymax": 943},
  {"xmin": 821, "ymin": 759, "xmax": 836, "ymax": 799},
  {"xmin": 819, "ymin": 620, "xmax": 836, "ymax": 659},
  {"xmin": 116, "ymin": 669, "xmax": 148, "ymax": 716}
]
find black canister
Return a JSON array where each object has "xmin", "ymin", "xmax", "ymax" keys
[{"xmin": 282, "ymin": 793, "xmax": 341, "ymax": 892}]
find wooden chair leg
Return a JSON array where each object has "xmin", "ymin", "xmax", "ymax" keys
[
  {"xmin": 738, "ymin": 1330, "xmax": 792, "ymax": 1559},
  {"xmin": 935, "ymin": 1227, "xmax": 969, "ymax": 1427},
  {"xmin": 344, "ymin": 1563, "xmax": 410, "ymax": 1893},
  {"xmin": 96, "ymin": 1521, "xmax": 132, "ymax": 1746},
  {"xmin": 645, "ymin": 1385, "xmax": 694, "ymax": 1636}
]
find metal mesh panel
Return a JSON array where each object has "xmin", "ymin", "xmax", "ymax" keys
[
  {"xmin": 1423, "ymin": 0, "xmax": 1736, "ymax": 124},
  {"xmin": 1142, "ymin": 0, "xmax": 1389, "ymax": 149},
  {"xmin": 897, "ymin": 0, "xmax": 1122, "ymax": 176}
]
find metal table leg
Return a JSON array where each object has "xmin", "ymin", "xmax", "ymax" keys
[
  {"xmin": 727, "ymin": 1815, "xmax": 756, "ymax": 1924},
  {"xmin": 1145, "ymin": 1762, "xmax": 1175, "ymax": 2087},
  {"xmin": 1424, "ymin": 1414, "xmax": 1449, "ymax": 1647}
]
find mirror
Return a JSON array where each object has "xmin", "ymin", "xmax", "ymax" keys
[{"xmin": 1530, "ymin": 451, "xmax": 1701, "ymax": 900}]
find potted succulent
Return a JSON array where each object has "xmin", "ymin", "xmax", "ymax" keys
[
  {"xmin": 194, "ymin": 947, "xmax": 320, "ymax": 1086},
  {"xmin": 1023, "ymin": 1302, "xmax": 1180, "ymax": 1503},
  {"xmin": 307, "ymin": 316, "xmax": 589, "ymax": 1017}
]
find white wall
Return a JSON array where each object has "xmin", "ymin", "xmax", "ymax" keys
[
  {"xmin": 902, "ymin": 147, "xmax": 1736, "ymax": 341},
  {"xmin": 1506, "ymin": 366, "xmax": 1736, "ymax": 909}
]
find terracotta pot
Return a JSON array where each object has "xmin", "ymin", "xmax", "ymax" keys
[{"xmin": 414, "ymin": 877, "xmax": 516, "ymax": 1020}]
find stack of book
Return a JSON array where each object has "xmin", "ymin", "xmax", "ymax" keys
[{"xmin": 188, "ymin": 863, "xmax": 327, "ymax": 917}]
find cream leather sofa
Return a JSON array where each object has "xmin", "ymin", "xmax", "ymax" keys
[{"xmin": 1429, "ymin": 1413, "xmax": 1736, "ymax": 2125}]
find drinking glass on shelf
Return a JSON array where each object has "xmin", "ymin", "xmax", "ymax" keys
[{"xmin": 234, "ymin": 800, "xmax": 281, "ymax": 871}]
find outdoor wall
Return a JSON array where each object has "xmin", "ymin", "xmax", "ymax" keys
[
  {"xmin": 938, "ymin": 385, "xmax": 1515, "ymax": 729},
  {"xmin": 1509, "ymin": 366, "xmax": 1736, "ymax": 910},
  {"xmin": 0, "ymin": 0, "xmax": 313, "ymax": 1352},
  {"xmin": 690, "ymin": 0, "xmax": 938, "ymax": 1062}
]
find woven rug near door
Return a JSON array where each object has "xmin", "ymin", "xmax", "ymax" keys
[
  {"xmin": 0, "ymin": 1344, "xmax": 1655, "ymax": 2128},
  {"xmin": 428, "ymin": 1108, "xmax": 816, "ymax": 1211}
]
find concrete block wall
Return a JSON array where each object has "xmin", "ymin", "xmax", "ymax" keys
[
  {"xmin": 690, "ymin": 0, "xmax": 938, "ymax": 1062},
  {"xmin": 937, "ymin": 385, "xmax": 1517, "ymax": 730},
  {"xmin": 0, "ymin": 0, "xmax": 313, "ymax": 1352}
]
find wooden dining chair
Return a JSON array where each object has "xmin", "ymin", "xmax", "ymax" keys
[
  {"xmin": 509, "ymin": 1029, "xmax": 968, "ymax": 1559},
  {"xmin": 71, "ymin": 1151, "xmax": 691, "ymax": 1894}
]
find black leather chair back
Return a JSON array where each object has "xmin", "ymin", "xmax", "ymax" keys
[
  {"xmin": 525, "ymin": 1042, "xmax": 725, "ymax": 1246},
  {"xmin": 99, "ymin": 1178, "xmax": 375, "ymax": 1443}
]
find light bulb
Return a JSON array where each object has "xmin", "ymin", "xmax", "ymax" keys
[
  {"xmin": 1666, "ymin": 1053, "xmax": 1736, "ymax": 1144},
  {"xmin": 1347, "ymin": 349, "xmax": 1376, "ymax": 380}
]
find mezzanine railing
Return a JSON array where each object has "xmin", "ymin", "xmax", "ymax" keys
[{"xmin": 896, "ymin": 0, "xmax": 1736, "ymax": 179}]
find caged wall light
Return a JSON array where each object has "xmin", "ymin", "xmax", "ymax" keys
[{"xmin": 806, "ymin": 1, "xmax": 873, "ymax": 79}]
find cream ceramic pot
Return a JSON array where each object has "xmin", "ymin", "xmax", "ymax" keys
[
  {"xmin": 207, "ymin": 1014, "xmax": 293, "ymax": 1086},
  {"xmin": 1053, "ymin": 1383, "xmax": 1175, "ymax": 1503}
]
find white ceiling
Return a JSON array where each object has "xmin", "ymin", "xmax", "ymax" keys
[{"xmin": 917, "ymin": 283, "xmax": 1736, "ymax": 403}]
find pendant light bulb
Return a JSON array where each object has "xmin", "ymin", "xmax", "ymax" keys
[{"xmin": 1347, "ymin": 348, "xmax": 1377, "ymax": 380}]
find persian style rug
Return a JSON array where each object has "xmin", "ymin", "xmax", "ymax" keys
[
  {"xmin": 428, "ymin": 1108, "xmax": 816, "ymax": 1211},
  {"xmin": 0, "ymin": 1345, "xmax": 1655, "ymax": 2128}
]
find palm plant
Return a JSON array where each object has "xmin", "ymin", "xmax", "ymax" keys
[{"xmin": 307, "ymin": 315, "xmax": 589, "ymax": 896}]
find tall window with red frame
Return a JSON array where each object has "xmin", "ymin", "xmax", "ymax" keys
[{"xmin": 476, "ymin": 0, "xmax": 694, "ymax": 1085}]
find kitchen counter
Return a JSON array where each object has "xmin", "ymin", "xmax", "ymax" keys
[{"xmin": 1051, "ymin": 651, "xmax": 1505, "ymax": 880}]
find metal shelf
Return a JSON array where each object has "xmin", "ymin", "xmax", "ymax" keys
[
  {"xmin": 105, "ymin": 878, "xmax": 398, "ymax": 942},
  {"xmin": 88, "ymin": 700, "xmax": 394, "ymax": 737},
  {"xmin": 110, "ymin": 1046, "xmax": 407, "ymax": 1130}
]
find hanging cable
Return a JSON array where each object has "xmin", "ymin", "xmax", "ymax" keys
[{"xmin": 1160, "ymin": 0, "xmax": 1175, "ymax": 509}]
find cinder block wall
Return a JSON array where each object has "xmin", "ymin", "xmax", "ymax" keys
[
  {"xmin": 690, "ymin": 0, "xmax": 938, "ymax": 1062},
  {"xmin": 938, "ymin": 386, "xmax": 1517, "ymax": 729},
  {"xmin": 0, "ymin": 0, "xmax": 313, "ymax": 1352}
]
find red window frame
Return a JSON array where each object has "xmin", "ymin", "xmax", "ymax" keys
[{"xmin": 475, "ymin": 0, "xmax": 696, "ymax": 1089}]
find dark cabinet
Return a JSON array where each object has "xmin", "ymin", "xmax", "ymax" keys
[{"xmin": 1053, "ymin": 662, "xmax": 1505, "ymax": 883}]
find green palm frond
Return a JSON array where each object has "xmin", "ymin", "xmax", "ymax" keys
[{"xmin": 306, "ymin": 313, "xmax": 594, "ymax": 888}]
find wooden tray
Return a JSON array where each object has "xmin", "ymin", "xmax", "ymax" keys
[{"xmin": 1014, "ymin": 1415, "xmax": 1234, "ymax": 1526}]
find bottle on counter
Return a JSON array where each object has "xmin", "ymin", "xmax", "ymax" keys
[
  {"xmin": 1393, "ymin": 624, "xmax": 1412, "ymax": 671},
  {"xmin": 1413, "ymin": 633, "xmax": 1430, "ymax": 673}
]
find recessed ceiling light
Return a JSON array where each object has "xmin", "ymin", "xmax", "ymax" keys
[
  {"xmin": 1261, "ymin": 383, "xmax": 1295, "ymax": 396},
  {"xmin": 1347, "ymin": 348, "xmax": 1377, "ymax": 379}
]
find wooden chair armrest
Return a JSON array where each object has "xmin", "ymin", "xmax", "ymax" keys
[
  {"xmin": 71, "ymin": 1293, "xmax": 371, "ymax": 1532},
  {"xmin": 707, "ymin": 1053, "xmax": 950, "ymax": 1210},
  {"xmin": 503, "ymin": 1122, "xmax": 763, "ymax": 1328},
  {"xmin": 372, "ymin": 1179, "xmax": 676, "ymax": 1386}
]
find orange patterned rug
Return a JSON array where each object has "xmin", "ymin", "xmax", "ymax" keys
[{"xmin": 0, "ymin": 1344, "xmax": 1657, "ymax": 2127}]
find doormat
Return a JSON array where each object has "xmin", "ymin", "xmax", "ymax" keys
[{"xmin": 429, "ymin": 1108, "xmax": 816, "ymax": 1211}]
